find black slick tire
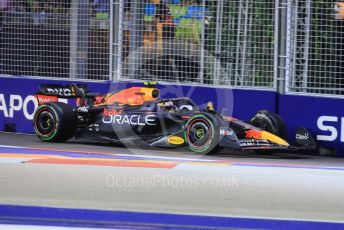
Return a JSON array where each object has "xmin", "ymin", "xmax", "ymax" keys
[{"xmin": 33, "ymin": 102, "xmax": 76, "ymax": 142}]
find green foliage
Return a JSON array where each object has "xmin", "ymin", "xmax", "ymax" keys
[
  {"xmin": 306, "ymin": 0, "xmax": 342, "ymax": 94},
  {"xmin": 204, "ymin": 0, "xmax": 275, "ymax": 87}
]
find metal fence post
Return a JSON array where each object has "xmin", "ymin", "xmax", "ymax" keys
[
  {"xmin": 69, "ymin": 0, "xmax": 90, "ymax": 79},
  {"xmin": 301, "ymin": 0, "xmax": 311, "ymax": 92},
  {"xmin": 273, "ymin": 0, "xmax": 280, "ymax": 90},
  {"xmin": 110, "ymin": 0, "xmax": 123, "ymax": 81},
  {"xmin": 214, "ymin": 0, "xmax": 224, "ymax": 85},
  {"xmin": 278, "ymin": 0, "xmax": 288, "ymax": 94},
  {"xmin": 234, "ymin": 0, "xmax": 243, "ymax": 86},
  {"xmin": 70, "ymin": 1, "xmax": 77, "ymax": 79},
  {"xmin": 199, "ymin": 0, "xmax": 206, "ymax": 84}
]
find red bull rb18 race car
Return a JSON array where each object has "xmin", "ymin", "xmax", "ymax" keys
[{"xmin": 33, "ymin": 83, "xmax": 316, "ymax": 154}]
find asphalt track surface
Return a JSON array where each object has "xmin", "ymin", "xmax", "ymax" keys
[{"xmin": 0, "ymin": 132, "xmax": 344, "ymax": 224}]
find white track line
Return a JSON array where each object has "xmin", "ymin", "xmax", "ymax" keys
[
  {"xmin": 0, "ymin": 145, "xmax": 26, "ymax": 149},
  {"xmin": 0, "ymin": 145, "xmax": 220, "ymax": 162}
]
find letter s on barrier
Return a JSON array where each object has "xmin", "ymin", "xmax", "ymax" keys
[{"xmin": 317, "ymin": 116, "xmax": 338, "ymax": 141}]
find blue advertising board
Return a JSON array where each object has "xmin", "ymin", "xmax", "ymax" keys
[
  {"xmin": 278, "ymin": 94, "xmax": 344, "ymax": 156},
  {"xmin": 0, "ymin": 76, "xmax": 276, "ymax": 134},
  {"xmin": 2, "ymin": 76, "xmax": 344, "ymax": 156}
]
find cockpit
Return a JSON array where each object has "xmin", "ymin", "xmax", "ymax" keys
[{"xmin": 156, "ymin": 98, "xmax": 198, "ymax": 113}]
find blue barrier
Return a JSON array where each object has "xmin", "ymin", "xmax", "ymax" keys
[
  {"xmin": 279, "ymin": 94, "xmax": 344, "ymax": 156},
  {"xmin": 2, "ymin": 76, "xmax": 344, "ymax": 156},
  {"xmin": 0, "ymin": 77, "xmax": 276, "ymax": 134},
  {"xmin": 0, "ymin": 76, "xmax": 344, "ymax": 156}
]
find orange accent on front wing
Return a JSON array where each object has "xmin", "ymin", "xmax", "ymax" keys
[
  {"xmin": 245, "ymin": 129, "xmax": 262, "ymax": 139},
  {"xmin": 245, "ymin": 130, "xmax": 289, "ymax": 146}
]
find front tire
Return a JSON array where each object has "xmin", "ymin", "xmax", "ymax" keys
[
  {"xmin": 33, "ymin": 102, "xmax": 76, "ymax": 142},
  {"xmin": 184, "ymin": 114, "xmax": 219, "ymax": 154},
  {"xmin": 250, "ymin": 110, "xmax": 288, "ymax": 139}
]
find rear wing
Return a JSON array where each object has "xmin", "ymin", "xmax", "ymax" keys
[
  {"xmin": 38, "ymin": 84, "xmax": 88, "ymax": 97},
  {"xmin": 35, "ymin": 84, "xmax": 100, "ymax": 105}
]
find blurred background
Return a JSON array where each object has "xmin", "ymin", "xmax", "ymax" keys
[{"xmin": 0, "ymin": 0, "xmax": 343, "ymax": 95}]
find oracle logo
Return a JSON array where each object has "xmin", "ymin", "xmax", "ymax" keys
[{"xmin": 102, "ymin": 114, "xmax": 156, "ymax": 126}]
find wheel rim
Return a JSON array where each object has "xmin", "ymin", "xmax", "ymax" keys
[
  {"xmin": 35, "ymin": 109, "xmax": 56, "ymax": 137},
  {"xmin": 187, "ymin": 118, "xmax": 213, "ymax": 150}
]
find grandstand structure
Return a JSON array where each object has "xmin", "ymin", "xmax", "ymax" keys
[{"xmin": 0, "ymin": 0, "xmax": 343, "ymax": 96}]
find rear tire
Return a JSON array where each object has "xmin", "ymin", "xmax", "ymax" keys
[
  {"xmin": 184, "ymin": 114, "xmax": 219, "ymax": 154},
  {"xmin": 33, "ymin": 102, "xmax": 76, "ymax": 142}
]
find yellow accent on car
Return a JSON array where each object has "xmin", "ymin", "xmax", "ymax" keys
[
  {"xmin": 261, "ymin": 131, "xmax": 289, "ymax": 146},
  {"xmin": 207, "ymin": 101, "xmax": 215, "ymax": 111},
  {"xmin": 168, "ymin": 136, "xmax": 185, "ymax": 145}
]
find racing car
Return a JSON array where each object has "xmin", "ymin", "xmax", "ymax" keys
[{"xmin": 33, "ymin": 82, "xmax": 315, "ymax": 154}]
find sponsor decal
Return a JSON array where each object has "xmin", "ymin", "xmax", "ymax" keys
[
  {"xmin": 104, "ymin": 108, "xmax": 122, "ymax": 116},
  {"xmin": 89, "ymin": 124, "xmax": 100, "ymax": 132},
  {"xmin": 46, "ymin": 87, "xmax": 73, "ymax": 96},
  {"xmin": 140, "ymin": 106, "xmax": 152, "ymax": 111},
  {"xmin": 296, "ymin": 133, "xmax": 309, "ymax": 140},
  {"xmin": 36, "ymin": 95, "xmax": 58, "ymax": 105},
  {"xmin": 220, "ymin": 128, "xmax": 233, "ymax": 136},
  {"xmin": 167, "ymin": 136, "xmax": 185, "ymax": 145},
  {"xmin": 0, "ymin": 94, "xmax": 38, "ymax": 120},
  {"xmin": 239, "ymin": 139, "xmax": 270, "ymax": 147},
  {"xmin": 317, "ymin": 116, "xmax": 344, "ymax": 142},
  {"xmin": 239, "ymin": 140, "xmax": 256, "ymax": 146},
  {"xmin": 77, "ymin": 106, "xmax": 89, "ymax": 113},
  {"xmin": 102, "ymin": 114, "xmax": 156, "ymax": 126}
]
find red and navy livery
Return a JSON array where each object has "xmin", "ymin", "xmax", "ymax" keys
[{"xmin": 33, "ymin": 83, "xmax": 315, "ymax": 154}]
